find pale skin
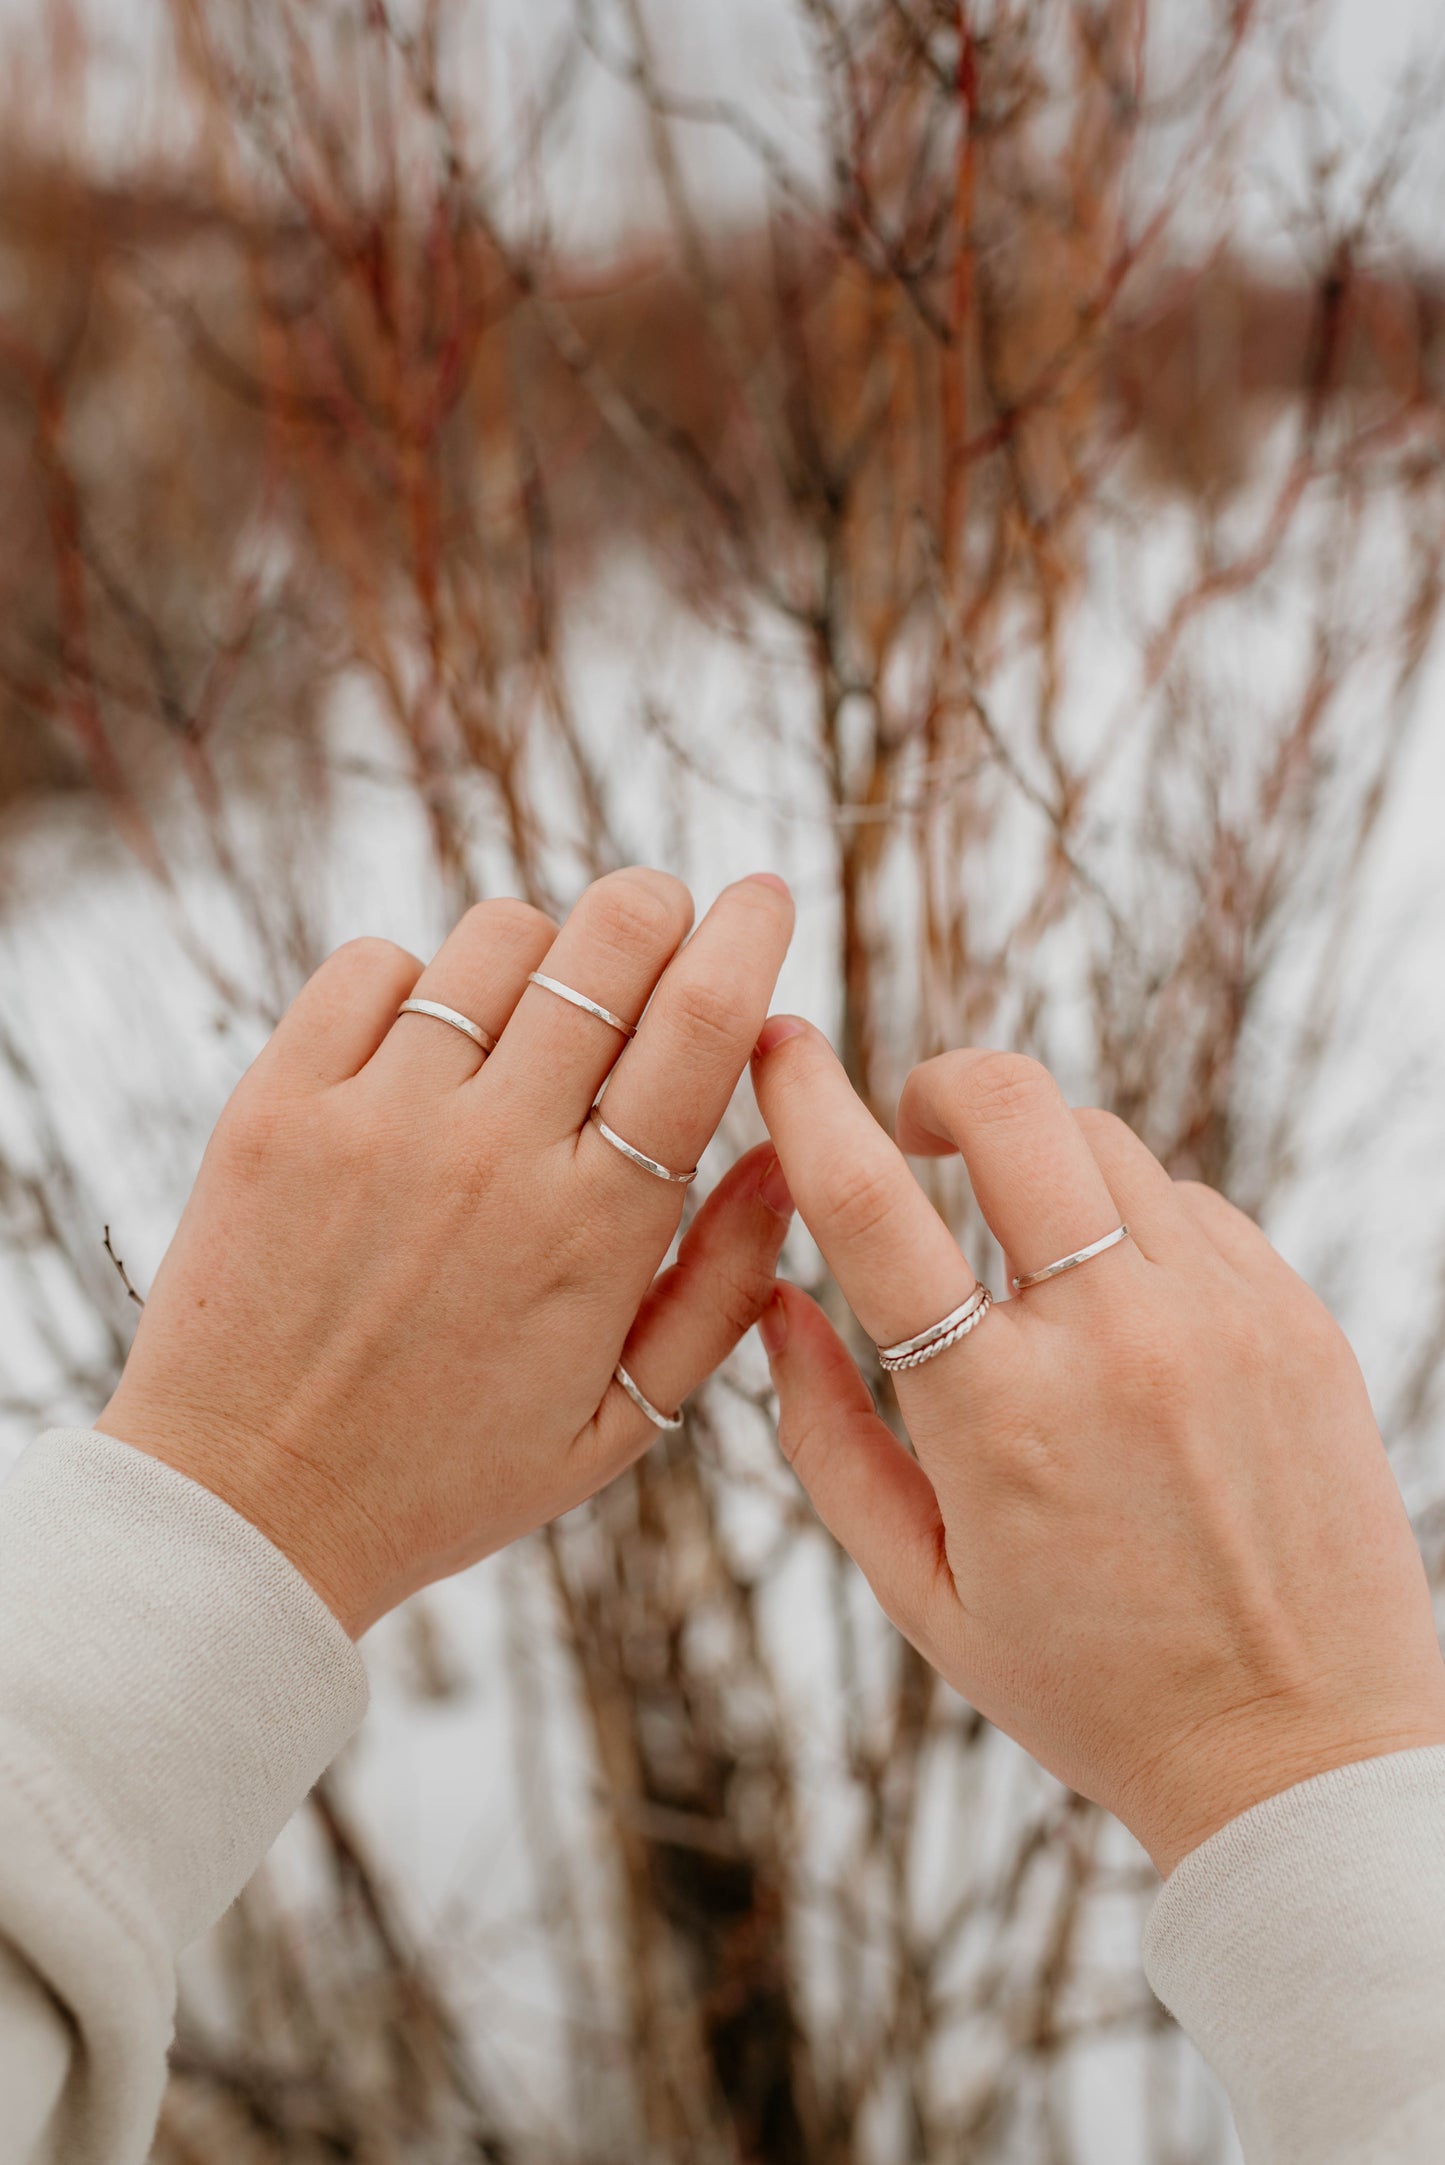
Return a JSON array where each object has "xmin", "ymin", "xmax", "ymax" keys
[
  {"xmin": 750, "ymin": 1017, "xmax": 1445, "ymax": 1874},
  {"xmin": 102, "ymin": 867, "xmax": 799, "ymax": 1636},
  {"xmin": 99, "ymin": 868, "xmax": 1445, "ymax": 1875}
]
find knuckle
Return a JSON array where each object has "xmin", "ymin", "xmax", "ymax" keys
[
  {"xmin": 330, "ymin": 934, "xmax": 419, "ymax": 981},
  {"xmin": 710, "ymin": 1255, "xmax": 774, "ymax": 1340},
  {"xmin": 776, "ymin": 1401, "xmax": 824, "ymax": 1475},
  {"xmin": 211, "ymin": 1086, "xmax": 307, "ymax": 1185},
  {"xmin": 588, "ymin": 868, "xmax": 690, "ymax": 957},
  {"xmin": 825, "ymin": 1156, "xmax": 899, "ymax": 1246},
  {"xmin": 467, "ymin": 896, "xmax": 555, "ymax": 946},
  {"xmin": 961, "ymin": 1050, "xmax": 1057, "ymax": 1129},
  {"xmin": 1203, "ymin": 1299, "xmax": 1268, "ymax": 1374},
  {"xmin": 1073, "ymin": 1106, "xmax": 1132, "ymax": 1151},
  {"xmin": 1284, "ymin": 1284, "xmax": 1350, "ymax": 1370},
  {"xmin": 670, "ymin": 975, "xmax": 746, "ymax": 1056}
]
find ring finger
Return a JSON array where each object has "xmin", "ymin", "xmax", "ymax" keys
[{"xmin": 368, "ymin": 898, "xmax": 558, "ymax": 1091}]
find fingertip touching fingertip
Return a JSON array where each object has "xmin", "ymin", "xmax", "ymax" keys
[
  {"xmin": 758, "ymin": 1287, "xmax": 789, "ymax": 1356},
  {"xmin": 753, "ymin": 1014, "xmax": 808, "ymax": 1061},
  {"xmin": 754, "ymin": 1148, "xmax": 794, "ymax": 1220}
]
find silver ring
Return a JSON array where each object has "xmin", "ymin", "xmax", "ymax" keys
[
  {"xmin": 396, "ymin": 998, "xmax": 497, "ymax": 1055},
  {"xmin": 614, "ymin": 1362, "xmax": 684, "ymax": 1431},
  {"xmin": 877, "ymin": 1286, "xmax": 993, "ymax": 1373},
  {"xmin": 527, "ymin": 972, "xmax": 636, "ymax": 1038},
  {"xmin": 1011, "ymin": 1224, "xmax": 1130, "ymax": 1292},
  {"xmin": 589, "ymin": 1107, "xmax": 697, "ymax": 1186}
]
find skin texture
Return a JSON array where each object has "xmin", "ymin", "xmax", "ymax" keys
[
  {"xmin": 752, "ymin": 1021, "xmax": 1445, "ymax": 1876},
  {"xmin": 102, "ymin": 868, "xmax": 797, "ymax": 1636}
]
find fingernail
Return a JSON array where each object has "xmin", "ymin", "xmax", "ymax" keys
[
  {"xmin": 755, "ymin": 1148, "xmax": 794, "ymax": 1220},
  {"xmin": 754, "ymin": 1014, "xmax": 807, "ymax": 1060},
  {"xmin": 746, "ymin": 872, "xmax": 791, "ymax": 896},
  {"xmin": 758, "ymin": 1289, "xmax": 789, "ymax": 1356}
]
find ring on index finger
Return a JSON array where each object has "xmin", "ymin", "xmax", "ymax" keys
[{"xmin": 877, "ymin": 1285, "xmax": 993, "ymax": 1373}]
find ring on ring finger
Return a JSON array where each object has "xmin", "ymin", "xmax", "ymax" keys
[{"xmin": 589, "ymin": 1105, "xmax": 697, "ymax": 1187}]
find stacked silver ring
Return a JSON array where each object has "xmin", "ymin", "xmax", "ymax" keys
[{"xmin": 877, "ymin": 1285, "xmax": 992, "ymax": 1374}]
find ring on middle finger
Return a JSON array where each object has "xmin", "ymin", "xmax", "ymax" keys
[{"xmin": 589, "ymin": 1106, "xmax": 698, "ymax": 1186}]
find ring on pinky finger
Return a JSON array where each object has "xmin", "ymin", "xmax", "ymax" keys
[{"xmin": 614, "ymin": 1362, "xmax": 684, "ymax": 1432}]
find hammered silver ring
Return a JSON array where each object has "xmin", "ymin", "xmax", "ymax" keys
[
  {"xmin": 396, "ymin": 999, "xmax": 497, "ymax": 1056},
  {"xmin": 589, "ymin": 1107, "xmax": 697, "ymax": 1186},
  {"xmin": 527, "ymin": 972, "xmax": 636, "ymax": 1038},
  {"xmin": 614, "ymin": 1362, "xmax": 684, "ymax": 1431},
  {"xmin": 1011, "ymin": 1224, "xmax": 1130, "ymax": 1293}
]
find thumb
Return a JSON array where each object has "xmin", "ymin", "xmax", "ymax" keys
[{"xmin": 760, "ymin": 1282, "xmax": 955, "ymax": 1655}]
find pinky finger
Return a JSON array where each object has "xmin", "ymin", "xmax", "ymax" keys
[
  {"xmin": 576, "ymin": 1141, "xmax": 795, "ymax": 1478},
  {"xmin": 1174, "ymin": 1179, "xmax": 1281, "ymax": 1280}
]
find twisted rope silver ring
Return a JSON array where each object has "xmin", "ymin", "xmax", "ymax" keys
[
  {"xmin": 527, "ymin": 972, "xmax": 636, "ymax": 1038},
  {"xmin": 1011, "ymin": 1224, "xmax": 1130, "ymax": 1292},
  {"xmin": 614, "ymin": 1362, "xmax": 684, "ymax": 1431},
  {"xmin": 589, "ymin": 1106, "xmax": 697, "ymax": 1186},
  {"xmin": 877, "ymin": 1285, "xmax": 993, "ymax": 1374},
  {"xmin": 396, "ymin": 998, "xmax": 497, "ymax": 1055}
]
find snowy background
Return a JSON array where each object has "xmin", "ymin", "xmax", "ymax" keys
[{"xmin": 3, "ymin": 2, "xmax": 1445, "ymax": 2159}]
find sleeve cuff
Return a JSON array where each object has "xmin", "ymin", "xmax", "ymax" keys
[
  {"xmin": 1143, "ymin": 1745, "xmax": 1445, "ymax": 2163},
  {"xmin": 0, "ymin": 1426, "xmax": 369, "ymax": 1949}
]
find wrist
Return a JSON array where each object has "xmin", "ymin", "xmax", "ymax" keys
[
  {"xmin": 1132, "ymin": 1685, "xmax": 1445, "ymax": 1876},
  {"xmin": 98, "ymin": 1384, "xmax": 383, "ymax": 1638}
]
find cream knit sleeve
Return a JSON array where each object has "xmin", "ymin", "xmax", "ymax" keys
[
  {"xmin": 2, "ymin": 1428, "xmax": 1442, "ymax": 2165},
  {"xmin": 0, "ymin": 1428, "xmax": 368, "ymax": 2165},
  {"xmin": 1144, "ymin": 1744, "xmax": 1445, "ymax": 2163}
]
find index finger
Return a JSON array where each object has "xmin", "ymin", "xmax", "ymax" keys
[
  {"xmin": 582, "ymin": 875, "xmax": 796, "ymax": 1197},
  {"xmin": 751, "ymin": 1018, "xmax": 1002, "ymax": 1365}
]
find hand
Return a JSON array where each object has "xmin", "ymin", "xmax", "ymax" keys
[
  {"xmin": 101, "ymin": 869, "xmax": 797, "ymax": 1636},
  {"xmin": 751, "ymin": 1023, "xmax": 1445, "ymax": 1874}
]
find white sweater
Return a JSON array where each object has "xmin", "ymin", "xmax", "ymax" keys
[{"xmin": 1, "ymin": 1430, "xmax": 1442, "ymax": 2164}]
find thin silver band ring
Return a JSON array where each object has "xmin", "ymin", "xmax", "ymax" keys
[
  {"xmin": 877, "ymin": 1285, "xmax": 989, "ymax": 1366},
  {"xmin": 396, "ymin": 998, "xmax": 497, "ymax": 1055},
  {"xmin": 614, "ymin": 1362, "xmax": 684, "ymax": 1431},
  {"xmin": 589, "ymin": 1106, "xmax": 697, "ymax": 1186},
  {"xmin": 527, "ymin": 972, "xmax": 636, "ymax": 1038},
  {"xmin": 1011, "ymin": 1224, "xmax": 1130, "ymax": 1292},
  {"xmin": 877, "ymin": 1286, "xmax": 993, "ymax": 1374}
]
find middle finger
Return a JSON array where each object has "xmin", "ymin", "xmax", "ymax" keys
[
  {"xmin": 896, "ymin": 1050, "xmax": 1147, "ymax": 1289},
  {"xmin": 480, "ymin": 867, "xmax": 694, "ymax": 1136},
  {"xmin": 578, "ymin": 874, "xmax": 795, "ymax": 1203},
  {"xmin": 751, "ymin": 1017, "xmax": 992, "ymax": 1358}
]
